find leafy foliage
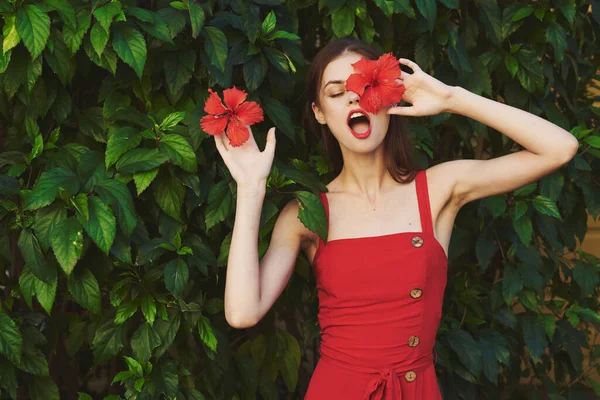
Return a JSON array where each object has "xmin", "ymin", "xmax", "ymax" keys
[{"xmin": 0, "ymin": 0, "xmax": 599, "ymax": 399}]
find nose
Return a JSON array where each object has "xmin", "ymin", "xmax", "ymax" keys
[{"xmin": 347, "ymin": 90, "xmax": 359, "ymax": 105}]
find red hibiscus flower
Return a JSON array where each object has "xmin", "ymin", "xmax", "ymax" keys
[
  {"xmin": 345, "ymin": 53, "xmax": 406, "ymax": 115},
  {"xmin": 200, "ymin": 86, "xmax": 264, "ymax": 147}
]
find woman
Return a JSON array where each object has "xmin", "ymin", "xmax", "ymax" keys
[{"xmin": 217, "ymin": 38, "xmax": 578, "ymax": 399}]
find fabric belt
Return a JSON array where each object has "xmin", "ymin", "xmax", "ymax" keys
[{"xmin": 319, "ymin": 349, "xmax": 437, "ymax": 400}]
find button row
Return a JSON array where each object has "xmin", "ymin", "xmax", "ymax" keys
[{"xmin": 405, "ymin": 236, "xmax": 424, "ymax": 383}]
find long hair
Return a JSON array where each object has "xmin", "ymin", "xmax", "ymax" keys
[{"xmin": 303, "ymin": 38, "xmax": 419, "ymax": 184}]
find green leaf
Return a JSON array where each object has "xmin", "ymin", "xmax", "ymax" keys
[
  {"xmin": 67, "ymin": 268, "xmax": 101, "ymax": 314},
  {"xmin": 116, "ymin": 148, "xmax": 169, "ymax": 175},
  {"xmin": 243, "ymin": 54, "xmax": 268, "ymax": 91},
  {"xmin": 512, "ymin": 214, "xmax": 532, "ymax": 246},
  {"xmin": 115, "ymin": 300, "xmax": 138, "ymax": 325},
  {"xmin": 263, "ymin": 47, "xmax": 289, "ymax": 73},
  {"xmin": 188, "ymin": 2, "xmax": 205, "ymax": 38},
  {"xmin": 263, "ymin": 96, "xmax": 295, "ymax": 140},
  {"xmin": 197, "ymin": 315, "xmax": 217, "ymax": 352},
  {"xmin": 164, "ymin": 259, "xmax": 188, "ymax": 297},
  {"xmin": 268, "ymin": 30, "xmax": 300, "ymax": 41},
  {"xmin": 19, "ymin": 267, "xmax": 36, "ymax": 309},
  {"xmin": 16, "ymin": 5, "xmax": 50, "ymax": 59},
  {"xmin": 33, "ymin": 270, "xmax": 57, "ymax": 315},
  {"xmin": 141, "ymin": 293, "xmax": 157, "ymax": 325},
  {"xmin": 532, "ymin": 195, "xmax": 561, "ymax": 219},
  {"xmin": 25, "ymin": 168, "xmax": 79, "ymax": 210},
  {"xmin": 205, "ymin": 180, "xmax": 232, "ymax": 231},
  {"xmin": 572, "ymin": 261, "xmax": 599, "ymax": 297},
  {"xmin": 521, "ymin": 315, "xmax": 547, "ymax": 362},
  {"xmin": 18, "ymin": 229, "xmax": 55, "ymax": 283},
  {"xmin": 3, "ymin": 15, "xmax": 21, "ymax": 54},
  {"xmin": 51, "ymin": 217, "xmax": 83, "ymax": 275},
  {"xmin": 153, "ymin": 171, "xmax": 185, "ymax": 221},
  {"xmin": 294, "ymin": 191, "xmax": 328, "ymax": 243},
  {"xmin": 170, "ymin": 1, "xmax": 188, "ymax": 10},
  {"xmin": 154, "ymin": 311, "xmax": 181, "ymax": 358},
  {"xmin": 95, "ymin": 179, "xmax": 138, "ymax": 237},
  {"xmin": 78, "ymin": 196, "xmax": 116, "ymax": 255},
  {"xmin": 73, "ymin": 193, "xmax": 89, "ymax": 222},
  {"xmin": 502, "ymin": 265, "xmax": 523, "ymax": 305},
  {"xmin": 63, "ymin": 9, "xmax": 91, "ymax": 54},
  {"xmin": 512, "ymin": 5, "xmax": 534, "ymax": 21},
  {"xmin": 504, "ymin": 54, "xmax": 518, "ymax": 78},
  {"xmin": 159, "ymin": 112, "xmax": 186, "ymax": 131},
  {"xmin": 26, "ymin": 117, "xmax": 43, "ymax": 162},
  {"xmin": 134, "ymin": 168, "xmax": 159, "ymax": 196},
  {"xmin": 546, "ymin": 23, "xmax": 566, "ymax": 62},
  {"xmin": 90, "ymin": 22, "xmax": 109, "ymax": 57},
  {"xmin": 447, "ymin": 329, "xmax": 482, "ymax": 375},
  {"xmin": 164, "ymin": 50, "xmax": 195, "ymax": 102},
  {"xmin": 0, "ymin": 358, "xmax": 18, "ymax": 399},
  {"xmin": 131, "ymin": 323, "xmax": 161, "ymax": 364},
  {"xmin": 331, "ymin": 5, "xmax": 354, "ymax": 37},
  {"xmin": 159, "ymin": 134, "xmax": 197, "ymax": 173},
  {"xmin": 261, "ymin": 10, "xmax": 276, "ymax": 34},
  {"xmin": 34, "ymin": 207, "xmax": 67, "ymax": 252},
  {"xmin": 93, "ymin": 1, "xmax": 121, "ymax": 32},
  {"xmin": 44, "ymin": 0, "xmax": 77, "ymax": 30},
  {"xmin": 105, "ymin": 126, "xmax": 142, "ymax": 168},
  {"xmin": 0, "ymin": 313, "xmax": 23, "ymax": 364},
  {"xmin": 415, "ymin": 0, "xmax": 437, "ymax": 32},
  {"xmin": 112, "ymin": 24, "xmax": 147, "ymax": 79},
  {"xmin": 584, "ymin": 135, "xmax": 600, "ymax": 148},
  {"xmin": 202, "ymin": 26, "xmax": 227, "ymax": 72},
  {"xmin": 92, "ymin": 319, "xmax": 126, "ymax": 364}
]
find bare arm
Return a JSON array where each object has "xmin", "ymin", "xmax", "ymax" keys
[{"xmin": 224, "ymin": 184, "xmax": 306, "ymax": 329}]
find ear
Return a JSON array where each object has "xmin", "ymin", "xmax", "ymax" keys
[{"xmin": 311, "ymin": 102, "xmax": 326, "ymax": 125}]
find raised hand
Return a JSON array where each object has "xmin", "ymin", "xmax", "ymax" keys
[{"xmin": 213, "ymin": 126, "xmax": 276, "ymax": 188}]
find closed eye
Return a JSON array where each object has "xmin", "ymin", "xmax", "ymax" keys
[{"xmin": 330, "ymin": 92, "xmax": 344, "ymax": 98}]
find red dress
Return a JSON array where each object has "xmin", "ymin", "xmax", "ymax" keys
[{"xmin": 305, "ymin": 169, "xmax": 448, "ymax": 400}]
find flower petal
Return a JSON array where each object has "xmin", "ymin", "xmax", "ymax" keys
[
  {"xmin": 226, "ymin": 118, "xmax": 250, "ymax": 147},
  {"xmin": 375, "ymin": 53, "xmax": 402, "ymax": 82},
  {"xmin": 235, "ymin": 101, "xmax": 264, "ymax": 126},
  {"xmin": 200, "ymin": 114, "xmax": 230, "ymax": 136},
  {"xmin": 223, "ymin": 86, "xmax": 248, "ymax": 111},
  {"xmin": 346, "ymin": 57, "xmax": 377, "ymax": 96},
  {"xmin": 377, "ymin": 80, "xmax": 405, "ymax": 107},
  {"xmin": 204, "ymin": 89, "xmax": 228, "ymax": 115},
  {"xmin": 346, "ymin": 72, "xmax": 371, "ymax": 96},
  {"xmin": 359, "ymin": 87, "xmax": 384, "ymax": 115}
]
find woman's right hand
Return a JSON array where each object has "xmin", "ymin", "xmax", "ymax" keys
[{"xmin": 213, "ymin": 125, "xmax": 276, "ymax": 188}]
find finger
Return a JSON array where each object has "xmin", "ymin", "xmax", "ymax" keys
[
  {"xmin": 264, "ymin": 127, "xmax": 276, "ymax": 153},
  {"xmin": 399, "ymin": 58, "xmax": 421, "ymax": 71},
  {"xmin": 214, "ymin": 133, "xmax": 229, "ymax": 155},
  {"xmin": 219, "ymin": 131, "xmax": 232, "ymax": 151},
  {"xmin": 386, "ymin": 105, "xmax": 417, "ymax": 117}
]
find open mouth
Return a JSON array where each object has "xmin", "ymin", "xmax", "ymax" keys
[{"xmin": 347, "ymin": 109, "xmax": 371, "ymax": 135}]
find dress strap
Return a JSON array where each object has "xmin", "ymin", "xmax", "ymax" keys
[{"xmin": 415, "ymin": 169, "xmax": 434, "ymax": 236}]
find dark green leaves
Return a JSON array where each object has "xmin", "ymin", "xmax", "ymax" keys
[
  {"xmin": 158, "ymin": 134, "xmax": 197, "ymax": 173},
  {"xmin": 112, "ymin": 24, "xmax": 147, "ymax": 79},
  {"xmin": 294, "ymin": 191, "xmax": 327, "ymax": 243},
  {"xmin": 25, "ymin": 168, "xmax": 79, "ymax": 210},
  {"xmin": 78, "ymin": 196, "xmax": 115, "ymax": 254},
  {"xmin": 0, "ymin": 313, "xmax": 23, "ymax": 364},
  {"xmin": 92, "ymin": 319, "xmax": 126, "ymax": 364},
  {"xmin": 116, "ymin": 148, "xmax": 169, "ymax": 175},
  {"xmin": 16, "ymin": 5, "xmax": 50, "ymax": 59},
  {"xmin": 105, "ymin": 127, "xmax": 142, "ymax": 169},
  {"xmin": 331, "ymin": 6, "xmax": 354, "ymax": 37},
  {"xmin": 51, "ymin": 217, "xmax": 83, "ymax": 275},
  {"xmin": 154, "ymin": 171, "xmax": 186, "ymax": 221},
  {"xmin": 202, "ymin": 27, "xmax": 227, "ymax": 72},
  {"xmin": 188, "ymin": 2, "xmax": 205, "ymax": 38},
  {"xmin": 447, "ymin": 329, "xmax": 482, "ymax": 376},
  {"xmin": 67, "ymin": 268, "xmax": 101, "ymax": 314},
  {"xmin": 95, "ymin": 179, "xmax": 138, "ymax": 237},
  {"xmin": 164, "ymin": 259, "xmax": 188, "ymax": 297}
]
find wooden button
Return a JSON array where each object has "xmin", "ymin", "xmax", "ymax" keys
[
  {"xmin": 408, "ymin": 335, "xmax": 420, "ymax": 347},
  {"xmin": 410, "ymin": 288, "xmax": 423, "ymax": 299},
  {"xmin": 404, "ymin": 370, "xmax": 416, "ymax": 382},
  {"xmin": 411, "ymin": 236, "xmax": 423, "ymax": 247}
]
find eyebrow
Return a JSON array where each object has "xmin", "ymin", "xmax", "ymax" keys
[{"xmin": 323, "ymin": 80, "xmax": 345, "ymax": 89}]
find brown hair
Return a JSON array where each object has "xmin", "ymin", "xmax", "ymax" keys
[{"xmin": 303, "ymin": 38, "xmax": 419, "ymax": 184}]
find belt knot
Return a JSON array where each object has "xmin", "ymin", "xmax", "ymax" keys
[{"xmin": 363, "ymin": 367, "xmax": 400, "ymax": 400}]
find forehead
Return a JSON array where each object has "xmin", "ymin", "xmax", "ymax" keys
[{"xmin": 321, "ymin": 52, "xmax": 365, "ymax": 90}]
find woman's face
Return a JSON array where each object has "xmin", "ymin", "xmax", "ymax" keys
[{"xmin": 312, "ymin": 51, "xmax": 391, "ymax": 152}]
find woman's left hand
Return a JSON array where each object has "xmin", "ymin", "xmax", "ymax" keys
[{"xmin": 387, "ymin": 58, "xmax": 455, "ymax": 117}]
